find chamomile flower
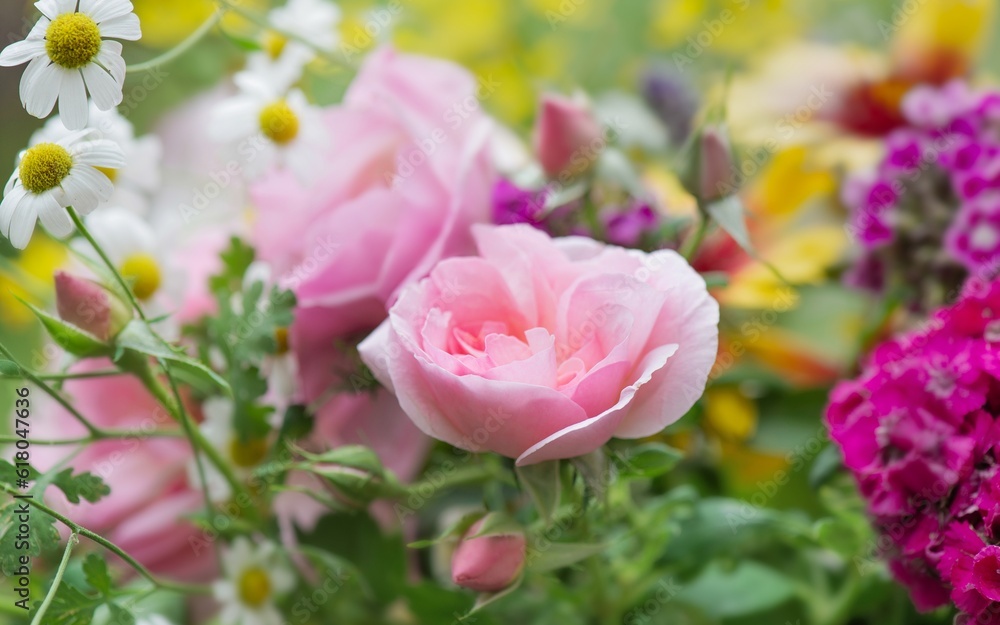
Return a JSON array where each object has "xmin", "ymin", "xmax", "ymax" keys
[
  {"xmin": 210, "ymin": 72, "xmax": 326, "ymax": 181},
  {"xmin": 246, "ymin": 0, "xmax": 341, "ymax": 88},
  {"xmin": 191, "ymin": 398, "xmax": 274, "ymax": 503},
  {"xmin": 32, "ymin": 103, "xmax": 162, "ymax": 213},
  {"xmin": 213, "ymin": 538, "xmax": 295, "ymax": 625},
  {"xmin": 0, "ymin": 0, "xmax": 141, "ymax": 130},
  {"xmin": 1, "ymin": 130, "xmax": 124, "ymax": 249}
]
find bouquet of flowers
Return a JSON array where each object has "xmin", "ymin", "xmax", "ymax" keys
[{"xmin": 0, "ymin": 1, "xmax": 998, "ymax": 624}]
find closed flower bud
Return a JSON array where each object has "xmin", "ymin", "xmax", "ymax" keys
[
  {"xmin": 533, "ymin": 93, "xmax": 604, "ymax": 178},
  {"xmin": 451, "ymin": 518, "xmax": 527, "ymax": 593},
  {"xmin": 54, "ymin": 271, "xmax": 131, "ymax": 341},
  {"xmin": 698, "ymin": 125, "xmax": 735, "ymax": 201}
]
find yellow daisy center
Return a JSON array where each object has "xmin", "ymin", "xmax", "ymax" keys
[
  {"xmin": 119, "ymin": 253, "xmax": 161, "ymax": 301},
  {"xmin": 45, "ymin": 13, "xmax": 102, "ymax": 69},
  {"xmin": 263, "ymin": 32, "xmax": 288, "ymax": 59},
  {"xmin": 274, "ymin": 327, "xmax": 290, "ymax": 355},
  {"xmin": 229, "ymin": 437, "xmax": 269, "ymax": 468},
  {"xmin": 19, "ymin": 143, "xmax": 73, "ymax": 194},
  {"xmin": 95, "ymin": 167, "xmax": 118, "ymax": 183},
  {"xmin": 237, "ymin": 567, "xmax": 272, "ymax": 607},
  {"xmin": 259, "ymin": 101, "xmax": 300, "ymax": 145}
]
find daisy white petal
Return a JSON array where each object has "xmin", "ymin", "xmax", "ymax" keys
[
  {"xmin": 81, "ymin": 64, "xmax": 122, "ymax": 109},
  {"xmin": 4, "ymin": 172, "xmax": 17, "ymax": 195},
  {"xmin": 0, "ymin": 39, "xmax": 46, "ymax": 66},
  {"xmin": 97, "ymin": 41, "xmax": 125, "ymax": 84},
  {"xmin": 58, "ymin": 69, "xmax": 89, "ymax": 129},
  {"xmin": 0, "ymin": 187, "xmax": 28, "ymax": 235},
  {"xmin": 33, "ymin": 0, "xmax": 67, "ymax": 21},
  {"xmin": 36, "ymin": 196, "xmax": 74, "ymax": 238},
  {"xmin": 22, "ymin": 61, "xmax": 61, "ymax": 119},
  {"xmin": 7, "ymin": 195, "xmax": 38, "ymax": 249},
  {"xmin": 68, "ymin": 166, "xmax": 114, "ymax": 207},
  {"xmin": 83, "ymin": 0, "xmax": 135, "ymax": 24},
  {"xmin": 60, "ymin": 170, "xmax": 101, "ymax": 213},
  {"xmin": 97, "ymin": 13, "xmax": 141, "ymax": 41},
  {"xmin": 73, "ymin": 140, "xmax": 127, "ymax": 168}
]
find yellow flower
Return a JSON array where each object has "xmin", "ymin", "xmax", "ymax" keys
[{"xmin": 0, "ymin": 237, "xmax": 67, "ymax": 326}]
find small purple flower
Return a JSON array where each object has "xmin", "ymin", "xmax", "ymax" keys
[
  {"xmin": 604, "ymin": 203, "xmax": 659, "ymax": 247},
  {"xmin": 492, "ymin": 178, "xmax": 549, "ymax": 228}
]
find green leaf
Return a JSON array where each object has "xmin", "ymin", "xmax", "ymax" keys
[
  {"xmin": 0, "ymin": 360, "xmax": 20, "ymax": 376},
  {"xmin": 35, "ymin": 581, "xmax": 101, "ymax": 625},
  {"xmin": 679, "ymin": 561, "xmax": 796, "ymax": 619},
  {"xmin": 106, "ymin": 604, "xmax": 136, "ymax": 625},
  {"xmin": 615, "ymin": 443, "xmax": 684, "ymax": 480},
  {"xmin": 115, "ymin": 321, "xmax": 230, "ymax": 394},
  {"xmin": 470, "ymin": 577, "xmax": 521, "ymax": 614},
  {"xmin": 705, "ymin": 195, "xmax": 753, "ymax": 255},
  {"xmin": 82, "ymin": 554, "xmax": 112, "ymax": 597},
  {"xmin": 809, "ymin": 444, "xmax": 843, "ymax": 489},
  {"xmin": 49, "ymin": 468, "xmax": 110, "ymax": 504},
  {"xmin": 407, "ymin": 511, "xmax": 484, "ymax": 549},
  {"xmin": 470, "ymin": 512, "xmax": 523, "ymax": 539},
  {"xmin": 526, "ymin": 542, "xmax": 605, "ymax": 573},
  {"xmin": 813, "ymin": 518, "xmax": 862, "ymax": 558},
  {"xmin": 516, "ymin": 461, "xmax": 561, "ymax": 523},
  {"xmin": 17, "ymin": 297, "xmax": 110, "ymax": 358},
  {"xmin": 209, "ymin": 237, "xmax": 256, "ymax": 293},
  {"xmin": 0, "ymin": 497, "xmax": 60, "ymax": 575}
]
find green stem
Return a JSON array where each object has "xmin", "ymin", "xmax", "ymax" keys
[
  {"xmin": 214, "ymin": 0, "xmax": 354, "ymax": 69},
  {"xmin": 67, "ymin": 207, "xmax": 147, "ymax": 322},
  {"xmin": 0, "ymin": 341, "xmax": 101, "ymax": 437},
  {"xmin": 819, "ymin": 574, "xmax": 864, "ymax": 625},
  {"xmin": 36, "ymin": 369, "xmax": 125, "ymax": 381},
  {"xmin": 0, "ymin": 429, "xmax": 182, "ymax": 446},
  {"xmin": 0, "ymin": 484, "xmax": 206, "ymax": 595},
  {"xmin": 126, "ymin": 10, "xmax": 223, "ymax": 74},
  {"xmin": 681, "ymin": 214, "xmax": 710, "ymax": 261},
  {"xmin": 30, "ymin": 533, "xmax": 77, "ymax": 625},
  {"xmin": 128, "ymin": 355, "xmax": 252, "ymax": 516}
]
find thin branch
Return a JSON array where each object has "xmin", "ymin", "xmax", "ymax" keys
[
  {"xmin": 126, "ymin": 10, "xmax": 223, "ymax": 74},
  {"xmin": 30, "ymin": 533, "xmax": 78, "ymax": 625}
]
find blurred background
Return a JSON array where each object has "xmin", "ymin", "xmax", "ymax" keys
[{"xmin": 1, "ymin": 0, "xmax": 998, "ymax": 598}]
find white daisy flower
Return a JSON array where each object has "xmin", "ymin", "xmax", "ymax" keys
[
  {"xmin": 1, "ymin": 130, "xmax": 123, "ymax": 249},
  {"xmin": 31, "ymin": 103, "xmax": 162, "ymax": 213},
  {"xmin": 246, "ymin": 0, "xmax": 340, "ymax": 88},
  {"xmin": 210, "ymin": 72, "xmax": 327, "ymax": 181},
  {"xmin": 213, "ymin": 538, "xmax": 295, "ymax": 625},
  {"xmin": 0, "ymin": 0, "xmax": 142, "ymax": 130},
  {"xmin": 191, "ymin": 397, "xmax": 275, "ymax": 503},
  {"xmin": 72, "ymin": 207, "xmax": 181, "ymax": 311}
]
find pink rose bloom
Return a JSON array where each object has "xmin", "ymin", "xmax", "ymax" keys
[
  {"xmin": 34, "ymin": 361, "xmax": 215, "ymax": 582},
  {"xmin": 250, "ymin": 46, "xmax": 494, "ymax": 339},
  {"xmin": 359, "ymin": 225, "xmax": 719, "ymax": 466}
]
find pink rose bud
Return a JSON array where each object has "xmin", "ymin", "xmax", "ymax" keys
[
  {"xmin": 451, "ymin": 518, "xmax": 527, "ymax": 592},
  {"xmin": 54, "ymin": 271, "xmax": 130, "ymax": 341},
  {"xmin": 533, "ymin": 93, "xmax": 604, "ymax": 178},
  {"xmin": 699, "ymin": 125, "xmax": 735, "ymax": 201}
]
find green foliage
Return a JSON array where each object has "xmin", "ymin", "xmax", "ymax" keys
[{"xmin": 17, "ymin": 297, "xmax": 111, "ymax": 358}]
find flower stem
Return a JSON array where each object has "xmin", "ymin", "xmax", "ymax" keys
[
  {"xmin": 0, "ymin": 340, "xmax": 102, "ymax": 437},
  {"xmin": 126, "ymin": 10, "xmax": 224, "ymax": 74},
  {"xmin": 67, "ymin": 207, "xmax": 148, "ymax": 322},
  {"xmin": 0, "ymin": 484, "xmax": 207, "ymax": 594},
  {"xmin": 30, "ymin": 533, "xmax": 77, "ymax": 625},
  {"xmin": 681, "ymin": 215, "xmax": 710, "ymax": 261},
  {"xmin": 0, "ymin": 429, "xmax": 182, "ymax": 446}
]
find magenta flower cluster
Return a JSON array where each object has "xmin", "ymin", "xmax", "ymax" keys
[
  {"xmin": 826, "ymin": 276, "xmax": 1000, "ymax": 623},
  {"xmin": 843, "ymin": 81, "xmax": 1000, "ymax": 304}
]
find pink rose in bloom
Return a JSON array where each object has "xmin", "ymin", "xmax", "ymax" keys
[
  {"xmin": 451, "ymin": 518, "xmax": 527, "ymax": 592},
  {"xmin": 250, "ymin": 46, "xmax": 495, "ymax": 425},
  {"xmin": 34, "ymin": 361, "xmax": 215, "ymax": 582},
  {"xmin": 359, "ymin": 225, "xmax": 720, "ymax": 466}
]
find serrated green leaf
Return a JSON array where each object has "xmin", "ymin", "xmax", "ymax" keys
[
  {"xmin": 0, "ymin": 497, "xmax": 59, "ymax": 575},
  {"xmin": 516, "ymin": 461, "xmax": 561, "ymax": 523},
  {"xmin": 82, "ymin": 554, "xmax": 112, "ymax": 597},
  {"xmin": 107, "ymin": 603, "xmax": 136, "ymax": 625},
  {"xmin": 115, "ymin": 321, "xmax": 230, "ymax": 394},
  {"xmin": 526, "ymin": 542, "xmax": 605, "ymax": 573},
  {"xmin": 36, "ymin": 581, "xmax": 101, "ymax": 625},
  {"xmin": 50, "ymin": 468, "xmax": 110, "ymax": 504},
  {"xmin": 17, "ymin": 297, "xmax": 110, "ymax": 358}
]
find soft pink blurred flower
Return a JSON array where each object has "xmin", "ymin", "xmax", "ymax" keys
[
  {"xmin": 451, "ymin": 518, "xmax": 526, "ymax": 592},
  {"xmin": 533, "ymin": 93, "xmax": 603, "ymax": 178},
  {"xmin": 359, "ymin": 224, "xmax": 719, "ymax": 466},
  {"xmin": 34, "ymin": 360, "xmax": 215, "ymax": 582}
]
